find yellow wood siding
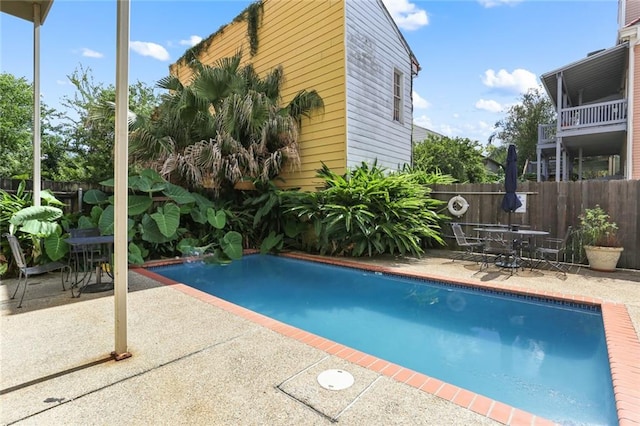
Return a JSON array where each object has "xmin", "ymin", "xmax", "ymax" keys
[{"xmin": 170, "ymin": 0, "xmax": 347, "ymax": 191}]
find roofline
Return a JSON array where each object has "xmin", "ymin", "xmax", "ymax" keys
[
  {"xmin": 540, "ymin": 42, "xmax": 628, "ymax": 81},
  {"xmin": 376, "ymin": 0, "xmax": 421, "ymax": 75},
  {"xmin": 0, "ymin": 0, "xmax": 54, "ymax": 24}
]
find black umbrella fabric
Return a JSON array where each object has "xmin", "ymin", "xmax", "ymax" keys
[{"xmin": 501, "ymin": 144, "xmax": 522, "ymax": 226}]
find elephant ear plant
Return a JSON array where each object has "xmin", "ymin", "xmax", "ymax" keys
[
  {"xmin": 0, "ymin": 182, "xmax": 68, "ymax": 276},
  {"xmin": 77, "ymin": 168, "xmax": 243, "ymax": 265}
]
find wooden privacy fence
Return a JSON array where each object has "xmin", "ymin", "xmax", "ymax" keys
[
  {"xmin": 0, "ymin": 179, "xmax": 106, "ymax": 214},
  {"xmin": 430, "ymin": 180, "xmax": 640, "ymax": 270}
]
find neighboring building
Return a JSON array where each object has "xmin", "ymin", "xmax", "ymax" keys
[
  {"xmin": 170, "ymin": 0, "xmax": 420, "ymax": 191},
  {"xmin": 536, "ymin": 0, "xmax": 639, "ymax": 181},
  {"xmin": 482, "ymin": 156, "xmax": 502, "ymax": 175},
  {"xmin": 412, "ymin": 124, "xmax": 444, "ymax": 142}
]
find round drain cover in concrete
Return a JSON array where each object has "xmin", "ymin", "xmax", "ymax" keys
[{"xmin": 317, "ymin": 369, "xmax": 354, "ymax": 390}]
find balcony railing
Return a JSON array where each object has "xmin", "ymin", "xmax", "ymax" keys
[
  {"xmin": 538, "ymin": 124, "xmax": 556, "ymax": 143},
  {"xmin": 559, "ymin": 99, "xmax": 627, "ymax": 130}
]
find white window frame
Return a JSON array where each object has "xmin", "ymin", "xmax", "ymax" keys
[{"xmin": 393, "ymin": 69, "xmax": 403, "ymax": 123}]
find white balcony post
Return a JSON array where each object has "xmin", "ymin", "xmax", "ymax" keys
[
  {"xmin": 578, "ymin": 148, "xmax": 583, "ymax": 180},
  {"xmin": 556, "ymin": 73, "xmax": 563, "ymax": 181}
]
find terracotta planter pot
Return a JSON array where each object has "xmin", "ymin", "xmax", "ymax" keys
[{"xmin": 584, "ymin": 245, "xmax": 624, "ymax": 272}]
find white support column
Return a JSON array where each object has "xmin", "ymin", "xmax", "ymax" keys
[
  {"xmin": 113, "ymin": 0, "xmax": 131, "ymax": 361},
  {"xmin": 627, "ymin": 36, "xmax": 637, "ymax": 179},
  {"xmin": 32, "ymin": 3, "xmax": 41, "ymax": 207},
  {"xmin": 536, "ymin": 144, "xmax": 541, "ymax": 182},
  {"xmin": 578, "ymin": 148, "xmax": 583, "ymax": 180},
  {"xmin": 556, "ymin": 73, "xmax": 563, "ymax": 181}
]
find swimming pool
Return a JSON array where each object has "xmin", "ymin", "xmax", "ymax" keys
[{"xmin": 150, "ymin": 255, "xmax": 617, "ymax": 425}]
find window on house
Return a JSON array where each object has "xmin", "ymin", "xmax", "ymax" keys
[{"xmin": 393, "ymin": 70, "xmax": 403, "ymax": 122}]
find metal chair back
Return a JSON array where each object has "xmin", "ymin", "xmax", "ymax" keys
[
  {"xmin": 451, "ymin": 223, "xmax": 469, "ymax": 246},
  {"xmin": 3, "ymin": 233, "xmax": 69, "ymax": 308},
  {"xmin": 5, "ymin": 233, "xmax": 28, "ymax": 270}
]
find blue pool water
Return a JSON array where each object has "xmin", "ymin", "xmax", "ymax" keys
[{"xmin": 151, "ymin": 255, "xmax": 617, "ymax": 425}]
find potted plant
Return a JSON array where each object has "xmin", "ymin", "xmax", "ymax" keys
[{"xmin": 579, "ymin": 205, "xmax": 623, "ymax": 272}]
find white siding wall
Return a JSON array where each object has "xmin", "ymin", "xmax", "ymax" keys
[{"xmin": 345, "ymin": 0, "xmax": 414, "ymax": 171}]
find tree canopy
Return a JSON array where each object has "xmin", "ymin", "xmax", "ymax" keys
[
  {"xmin": 412, "ymin": 134, "xmax": 488, "ymax": 183},
  {"xmin": 494, "ymin": 88, "xmax": 556, "ymax": 173},
  {"xmin": 59, "ymin": 66, "xmax": 160, "ymax": 182},
  {"xmin": 0, "ymin": 73, "xmax": 67, "ymax": 179}
]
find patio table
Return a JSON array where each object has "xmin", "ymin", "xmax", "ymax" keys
[
  {"xmin": 474, "ymin": 228, "xmax": 549, "ymax": 270},
  {"xmin": 65, "ymin": 235, "xmax": 114, "ymax": 295}
]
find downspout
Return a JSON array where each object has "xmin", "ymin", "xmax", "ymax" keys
[{"xmin": 32, "ymin": 3, "xmax": 41, "ymax": 206}]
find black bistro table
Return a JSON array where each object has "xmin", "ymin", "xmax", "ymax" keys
[
  {"xmin": 474, "ymin": 227, "xmax": 549, "ymax": 270},
  {"xmin": 65, "ymin": 234, "xmax": 114, "ymax": 295}
]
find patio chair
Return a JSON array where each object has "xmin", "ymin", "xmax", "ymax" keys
[
  {"xmin": 3, "ymin": 233, "xmax": 70, "ymax": 308},
  {"xmin": 533, "ymin": 226, "xmax": 573, "ymax": 275},
  {"xmin": 67, "ymin": 228, "xmax": 111, "ymax": 296},
  {"xmin": 451, "ymin": 223, "xmax": 485, "ymax": 262}
]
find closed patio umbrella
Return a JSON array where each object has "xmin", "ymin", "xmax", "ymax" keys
[{"xmin": 501, "ymin": 144, "xmax": 522, "ymax": 228}]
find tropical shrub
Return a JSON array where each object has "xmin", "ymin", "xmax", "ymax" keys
[
  {"xmin": 285, "ymin": 162, "xmax": 447, "ymax": 257},
  {"xmin": 128, "ymin": 52, "xmax": 324, "ymax": 193},
  {"xmin": 0, "ymin": 182, "xmax": 68, "ymax": 275},
  {"xmin": 77, "ymin": 169, "xmax": 243, "ymax": 265},
  {"xmin": 237, "ymin": 180, "xmax": 310, "ymax": 253}
]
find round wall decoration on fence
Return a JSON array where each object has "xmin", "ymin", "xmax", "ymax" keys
[{"xmin": 447, "ymin": 195, "xmax": 469, "ymax": 217}]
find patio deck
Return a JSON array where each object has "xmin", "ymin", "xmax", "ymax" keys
[{"xmin": 2, "ymin": 251, "xmax": 639, "ymax": 425}]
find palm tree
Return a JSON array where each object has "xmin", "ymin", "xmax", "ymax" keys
[{"xmin": 129, "ymin": 52, "xmax": 324, "ymax": 192}]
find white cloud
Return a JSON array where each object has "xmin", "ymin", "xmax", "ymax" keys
[
  {"xmin": 381, "ymin": 0, "xmax": 429, "ymax": 31},
  {"xmin": 413, "ymin": 91, "xmax": 431, "ymax": 109},
  {"xmin": 81, "ymin": 48, "xmax": 103, "ymax": 58},
  {"xmin": 179, "ymin": 35, "xmax": 203, "ymax": 47},
  {"xmin": 415, "ymin": 113, "xmax": 498, "ymax": 141},
  {"xmin": 414, "ymin": 115, "xmax": 458, "ymax": 137},
  {"xmin": 475, "ymin": 99, "xmax": 503, "ymax": 113},
  {"xmin": 478, "ymin": 0, "xmax": 522, "ymax": 8},
  {"xmin": 130, "ymin": 41, "xmax": 170, "ymax": 61},
  {"xmin": 482, "ymin": 68, "xmax": 538, "ymax": 94},
  {"xmin": 413, "ymin": 114, "xmax": 433, "ymax": 129},
  {"xmin": 56, "ymin": 79, "xmax": 67, "ymax": 85}
]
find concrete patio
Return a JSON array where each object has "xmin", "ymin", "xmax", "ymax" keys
[{"xmin": 1, "ymin": 251, "xmax": 639, "ymax": 425}]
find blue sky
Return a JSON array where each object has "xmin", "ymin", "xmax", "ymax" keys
[{"xmin": 1, "ymin": 0, "xmax": 618, "ymax": 144}]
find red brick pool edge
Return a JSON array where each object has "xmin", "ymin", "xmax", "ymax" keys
[{"xmin": 136, "ymin": 253, "xmax": 640, "ymax": 426}]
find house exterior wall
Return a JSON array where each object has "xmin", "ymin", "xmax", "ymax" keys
[
  {"xmin": 624, "ymin": 0, "xmax": 640, "ymax": 26},
  {"xmin": 633, "ymin": 44, "xmax": 640, "ymax": 178},
  {"xmin": 170, "ymin": 0, "xmax": 347, "ymax": 191},
  {"xmin": 344, "ymin": 0, "xmax": 414, "ymax": 171}
]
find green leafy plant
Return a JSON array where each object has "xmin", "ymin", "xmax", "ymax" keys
[
  {"xmin": 79, "ymin": 169, "xmax": 243, "ymax": 265},
  {"xmin": 238, "ymin": 180, "xmax": 308, "ymax": 253},
  {"xmin": 0, "ymin": 183, "xmax": 68, "ymax": 275},
  {"xmin": 579, "ymin": 205, "xmax": 620, "ymax": 247},
  {"xmin": 286, "ymin": 162, "xmax": 447, "ymax": 257}
]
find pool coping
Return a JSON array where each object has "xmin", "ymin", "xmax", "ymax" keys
[{"xmin": 136, "ymin": 253, "xmax": 640, "ymax": 426}]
